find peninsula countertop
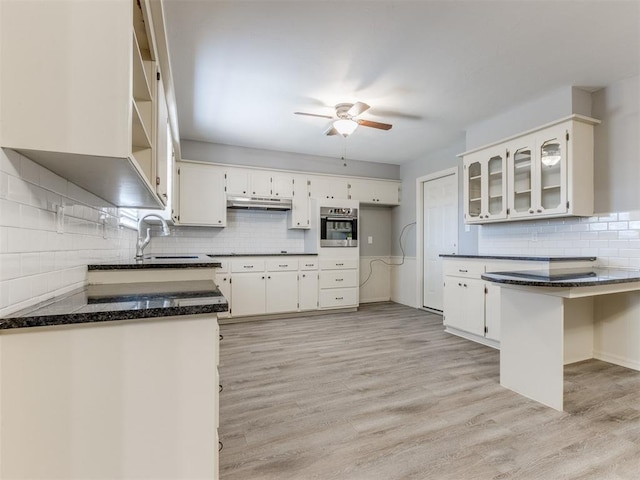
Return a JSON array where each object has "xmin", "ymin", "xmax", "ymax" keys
[
  {"xmin": 0, "ymin": 280, "xmax": 228, "ymax": 330},
  {"xmin": 482, "ymin": 267, "xmax": 640, "ymax": 288},
  {"xmin": 440, "ymin": 254, "xmax": 597, "ymax": 262}
]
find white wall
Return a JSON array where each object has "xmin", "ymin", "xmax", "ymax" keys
[{"xmin": 0, "ymin": 149, "xmax": 136, "ymax": 317}]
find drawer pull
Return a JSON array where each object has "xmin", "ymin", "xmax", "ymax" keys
[
  {"xmin": 335, "ymin": 278, "xmax": 344, "ymax": 282},
  {"xmin": 243, "ymin": 265, "xmax": 254, "ymax": 269},
  {"xmin": 458, "ymin": 269, "xmax": 468, "ymax": 273},
  {"xmin": 335, "ymin": 297, "xmax": 344, "ymax": 300},
  {"xmin": 278, "ymin": 264, "xmax": 288, "ymax": 267},
  {"xmin": 336, "ymin": 263, "xmax": 344, "ymax": 266},
  {"xmin": 305, "ymin": 263, "xmax": 314, "ymax": 267}
]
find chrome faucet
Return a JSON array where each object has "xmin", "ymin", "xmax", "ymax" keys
[{"xmin": 135, "ymin": 214, "xmax": 170, "ymax": 260}]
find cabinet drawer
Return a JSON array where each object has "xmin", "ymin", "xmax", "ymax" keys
[
  {"xmin": 299, "ymin": 258, "xmax": 319, "ymax": 270},
  {"xmin": 319, "ymin": 287, "xmax": 358, "ymax": 308},
  {"xmin": 266, "ymin": 259, "xmax": 298, "ymax": 271},
  {"xmin": 231, "ymin": 260, "xmax": 265, "ymax": 272},
  {"xmin": 320, "ymin": 259, "xmax": 358, "ymax": 270},
  {"xmin": 319, "ymin": 270, "xmax": 358, "ymax": 288},
  {"xmin": 443, "ymin": 260, "xmax": 485, "ymax": 278}
]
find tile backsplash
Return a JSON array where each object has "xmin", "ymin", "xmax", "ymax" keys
[
  {"xmin": 0, "ymin": 148, "xmax": 136, "ymax": 317},
  {"xmin": 148, "ymin": 209, "xmax": 305, "ymax": 255},
  {"xmin": 479, "ymin": 211, "xmax": 640, "ymax": 267}
]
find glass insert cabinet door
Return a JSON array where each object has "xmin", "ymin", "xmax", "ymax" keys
[
  {"xmin": 536, "ymin": 125, "xmax": 567, "ymax": 216},
  {"xmin": 463, "ymin": 147, "xmax": 507, "ymax": 223},
  {"xmin": 508, "ymin": 140, "xmax": 534, "ymax": 218}
]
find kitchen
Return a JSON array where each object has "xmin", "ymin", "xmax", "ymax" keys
[{"xmin": 1, "ymin": 0, "xmax": 640, "ymax": 478}]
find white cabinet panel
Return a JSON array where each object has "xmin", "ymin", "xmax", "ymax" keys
[
  {"xmin": 349, "ymin": 178, "xmax": 400, "ymax": 205},
  {"xmin": 319, "ymin": 270, "xmax": 358, "ymax": 289},
  {"xmin": 309, "ymin": 176, "xmax": 349, "ymax": 200},
  {"xmin": 288, "ymin": 174, "xmax": 310, "ymax": 229},
  {"xmin": 266, "ymin": 272, "xmax": 298, "ymax": 313},
  {"xmin": 230, "ymin": 273, "xmax": 266, "ymax": 317},
  {"xmin": 299, "ymin": 271, "xmax": 319, "ymax": 311},
  {"xmin": 176, "ymin": 162, "xmax": 226, "ymax": 226},
  {"xmin": 319, "ymin": 288, "xmax": 358, "ymax": 309},
  {"xmin": 272, "ymin": 173, "xmax": 294, "ymax": 198},
  {"xmin": 225, "ymin": 168, "xmax": 249, "ymax": 195},
  {"xmin": 250, "ymin": 171, "xmax": 272, "ymax": 196}
]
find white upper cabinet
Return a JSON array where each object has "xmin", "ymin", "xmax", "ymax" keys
[
  {"xmin": 349, "ymin": 178, "xmax": 400, "ymax": 205},
  {"xmin": 175, "ymin": 162, "xmax": 226, "ymax": 227},
  {"xmin": 461, "ymin": 115, "xmax": 599, "ymax": 223},
  {"xmin": 0, "ymin": 0, "xmax": 167, "ymax": 208},
  {"xmin": 271, "ymin": 172, "xmax": 294, "ymax": 198},
  {"xmin": 225, "ymin": 168, "xmax": 250, "ymax": 195},
  {"xmin": 463, "ymin": 145, "xmax": 508, "ymax": 223},
  {"xmin": 249, "ymin": 171, "xmax": 272, "ymax": 196},
  {"xmin": 288, "ymin": 174, "xmax": 310, "ymax": 229},
  {"xmin": 309, "ymin": 176, "xmax": 350, "ymax": 200}
]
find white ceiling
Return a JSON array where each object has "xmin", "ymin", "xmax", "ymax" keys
[{"xmin": 162, "ymin": 0, "xmax": 640, "ymax": 165}]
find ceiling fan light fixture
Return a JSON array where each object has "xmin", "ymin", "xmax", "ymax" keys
[{"xmin": 333, "ymin": 118, "xmax": 358, "ymax": 137}]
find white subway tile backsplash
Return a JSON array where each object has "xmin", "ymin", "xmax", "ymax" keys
[
  {"xmin": 0, "ymin": 150, "xmax": 136, "ymax": 315},
  {"xmin": 479, "ymin": 210, "xmax": 640, "ymax": 268}
]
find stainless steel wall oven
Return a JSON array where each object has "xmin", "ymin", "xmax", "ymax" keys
[{"xmin": 320, "ymin": 207, "xmax": 358, "ymax": 247}]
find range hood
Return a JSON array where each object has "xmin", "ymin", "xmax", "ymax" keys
[{"xmin": 226, "ymin": 194, "xmax": 292, "ymax": 211}]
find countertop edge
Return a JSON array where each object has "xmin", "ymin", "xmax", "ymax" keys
[{"xmin": 441, "ymin": 254, "xmax": 597, "ymax": 262}]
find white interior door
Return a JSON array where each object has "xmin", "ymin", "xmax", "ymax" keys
[{"xmin": 422, "ymin": 172, "xmax": 458, "ymax": 311}]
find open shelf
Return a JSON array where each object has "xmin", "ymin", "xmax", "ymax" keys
[
  {"xmin": 132, "ymin": 101, "xmax": 152, "ymax": 148},
  {"xmin": 132, "ymin": 31, "xmax": 152, "ymax": 102}
]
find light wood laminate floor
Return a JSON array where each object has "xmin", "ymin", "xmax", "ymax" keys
[{"xmin": 219, "ymin": 302, "xmax": 640, "ymax": 479}]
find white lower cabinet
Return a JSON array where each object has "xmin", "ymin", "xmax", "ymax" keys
[
  {"xmin": 443, "ymin": 277, "xmax": 486, "ymax": 337},
  {"xmin": 299, "ymin": 271, "xmax": 319, "ymax": 310},
  {"xmin": 230, "ymin": 272, "xmax": 266, "ymax": 317},
  {"xmin": 222, "ymin": 256, "xmax": 319, "ymax": 318},
  {"xmin": 319, "ymin": 258, "xmax": 359, "ymax": 309}
]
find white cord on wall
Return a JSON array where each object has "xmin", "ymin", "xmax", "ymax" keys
[{"xmin": 359, "ymin": 221, "xmax": 417, "ymax": 288}]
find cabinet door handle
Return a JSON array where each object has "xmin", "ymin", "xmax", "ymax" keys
[
  {"xmin": 537, "ymin": 209, "xmax": 542, "ymax": 213},
  {"xmin": 463, "ymin": 283, "xmax": 468, "ymax": 287},
  {"xmin": 268, "ymin": 276, "xmax": 271, "ymax": 279},
  {"xmin": 219, "ymin": 384, "xmax": 223, "ymax": 393},
  {"xmin": 458, "ymin": 282, "xmax": 462, "ymax": 286},
  {"xmin": 219, "ymin": 442, "xmax": 223, "ymax": 452},
  {"xmin": 261, "ymin": 276, "xmax": 265, "ymax": 279},
  {"xmin": 529, "ymin": 209, "xmax": 534, "ymax": 214}
]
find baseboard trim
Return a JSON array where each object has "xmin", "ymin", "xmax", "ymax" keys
[
  {"xmin": 360, "ymin": 296, "xmax": 391, "ymax": 304},
  {"xmin": 219, "ymin": 307, "xmax": 358, "ymax": 325},
  {"xmin": 444, "ymin": 326, "xmax": 500, "ymax": 350},
  {"xmin": 593, "ymin": 350, "xmax": 640, "ymax": 371}
]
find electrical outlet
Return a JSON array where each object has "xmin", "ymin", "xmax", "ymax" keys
[{"xmin": 368, "ymin": 236, "xmax": 373, "ymax": 244}]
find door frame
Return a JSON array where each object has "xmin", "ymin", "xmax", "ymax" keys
[{"xmin": 416, "ymin": 167, "xmax": 459, "ymax": 311}]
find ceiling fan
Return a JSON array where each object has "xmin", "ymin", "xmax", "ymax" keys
[{"xmin": 294, "ymin": 102, "xmax": 393, "ymax": 137}]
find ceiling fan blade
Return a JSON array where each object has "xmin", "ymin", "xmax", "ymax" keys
[
  {"xmin": 347, "ymin": 101, "xmax": 370, "ymax": 117},
  {"xmin": 294, "ymin": 112, "xmax": 334, "ymax": 119},
  {"xmin": 324, "ymin": 126, "xmax": 339, "ymax": 136},
  {"xmin": 358, "ymin": 119, "xmax": 393, "ymax": 130}
]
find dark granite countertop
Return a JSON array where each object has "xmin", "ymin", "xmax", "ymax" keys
[
  {"xmin": 0, "ymin": 280, "xmax": 228, "ymax": 330},
  {"xmin": 440, "ymin": 254, "xmax": 597, "ymax": 262},
  {"xmin": 88, "ymin": 254, "xmax": 223, "ymax": 270},
  {"xmin": 207, "ymin": 253, "xmax": 318, "ymax": 257},
  {"xmin": 482, "ymin": 267, "xmax": 640, "ymax": 287},
  {"xmin": 88, "ymin": 253, "xmax": 318, "ymax": 270}
]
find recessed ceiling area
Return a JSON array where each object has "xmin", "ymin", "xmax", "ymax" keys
[{"xmin": 162, "ymin": 0, "xmax": 640, "ymax": 165}]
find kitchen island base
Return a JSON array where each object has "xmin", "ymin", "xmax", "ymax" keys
[{"xmin": 0, "ymin": 314, "xmax": 219, "ymax": 479}]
